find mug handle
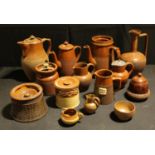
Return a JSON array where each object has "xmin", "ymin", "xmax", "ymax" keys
[
  {"xmin": 74, "ymin": 45, "xmax": 82, "ymax": 62},
  {"xmin": 87, "ymin": 63, "xmax": 95, "ymax": 73},
  {"xmin": 109, "ymin": 46, "xmax": 121, "ymax": 63},
  {"xmin": 125, "ymin": 62, "xmax": 134, "ymax": 76},
  {"xmin": 42, "ymin": 38, "xmax": 52, "ymax": 54},
  {"xmin": 78, "ymin": 112, "xmax": 84, "ymax": 120}
]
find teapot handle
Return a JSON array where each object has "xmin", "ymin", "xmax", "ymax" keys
[
  {"xmin": 42, "ymin": 38, "xmax": 52, "ymax": 54},
  {"xmin": 125, "ymin": 62, "xmax": 134, "ymax": 76},
  {"xmin": 139, "ymin": 32, "xmax": 149, "ymax": 57},
  {"xmin": 110, "ymin": 46, "xmax": 121, "ymax": 63},
  {"xmin": 112, "ymin": 77, "xmax": 122, "ymax": 90},
  {"xmin": 74, "ymin": 45, "xmax": 82, "ymax": 62}
]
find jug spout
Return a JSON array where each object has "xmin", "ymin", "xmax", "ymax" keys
[
  {"xmin": 48, "ymin": 51, "xmax": 62, "ymax": 68},
  {"xmin": 83, "ymin": 45, "xmax": 96, "ymax": 65}
]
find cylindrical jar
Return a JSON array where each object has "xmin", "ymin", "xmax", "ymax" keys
[{"xmin": 54, "ymin": 76, "xmax": 80, "ymax": 108}]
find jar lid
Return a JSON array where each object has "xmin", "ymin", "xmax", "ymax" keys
[
  {"xmin": 54, "ymin": 76, "xmax": 79, "ymax": 90},
  {"xmin": 18, "ymin": 35, "xmax": 43, "ymax": 44},
  {"xmin": 111, "ymin": 60, "xmax": 126, "ymax": 66},
  {"xmin": 10, "ymin": 83, "xmax": 42, "ymax": 101},
  {"xmin": 35, "ymin": 61, "xmax": 57, "ymax": 74},
  {"xmin": 58, "ymin": 41, "xmax": 74, "ymax": 50},
  {"xmin": 91, "ymin": 35, "xmax": 114, "ymax": 46},
  {"xmin": 131, "ymin": 73, "xmax": 148, "ymax": 84}
]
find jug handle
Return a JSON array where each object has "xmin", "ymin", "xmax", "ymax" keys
[
  {"xmin": 110, "ymin": 46, "xmax": 121, "ymax": 63},
  {"xmin": 93, "ymin": 97, "xmax": 101, "ymax": 106},
  {"xmin": 125, "ymin": 62, "xmax": 134, "ymax": 76},
  {"xmin": 139, "ymin": 32, "xmax": 149, "ymax": 57},
  {"xmin": 113, "ymin": 77, "xmax": 122, "ymax": 90},
  {"xmin": 42, "ymin": 38, "xmax": 52, "ymax": 54},
  {"xmin": 87, "ymin": 63, "xmax": 95, "ymax": 73},
  {"xmin": 74, "ymin": 45, "xmax": 82, "ymax": 62}
]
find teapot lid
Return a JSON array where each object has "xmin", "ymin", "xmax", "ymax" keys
[
  {"xmin": 54, "ymin": 76, "xmax": 79, "ymax": 90},
  {"xmin": 10, "ymin": 83, "xmax": 42, "ymax": 101},
  {"xmin": 111, "ymin": 59, "xmax": 126, "ymax": 66},
  {"xmin": 131, "ymin": 73, "xmax": 148, "ymax": 84},
  {"xmin": 19, "ymin": 35, "xmax": 43, "ymax": 44},
  {"xmin": 59, "ymin": 41, "xmax": 74, "ymax": 50}
]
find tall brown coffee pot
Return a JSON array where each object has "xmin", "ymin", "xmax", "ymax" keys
[
  {"xmin": 121, "ymin": 29, "xmax": 148, "ymax": 73},
  {"xmin": 84, "ymin": 35, "xmax": 120, "ymax": 70},
  {"xmin": 17, "ymin": 35, "xmax": 52, "ymax": 81},
  {"xmin": 49, "ymin": 41, "xmax": 81, "ymax": 76}
]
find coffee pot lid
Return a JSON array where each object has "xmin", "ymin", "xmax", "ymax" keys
[
  {"xmin": 59, "ymin": 41, "xmax": 74, "ymax": 50},
  {"xmin": 19, "ymin": 35, "xmax": 43, "ymax": 44},
  {"xmin": 54, "ymin": 76, "xmax": 79, "ymax": 90}
]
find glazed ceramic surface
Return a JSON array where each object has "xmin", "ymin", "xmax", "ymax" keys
[
  {"xmin": 10, "ymin": 83, "xmax": 48, "ymax": 122},
  {"xmin": 127, "ymin": 73, "xmax": 150, "ymax": 100},
  {"xmin": 17, "ymin": 35, "xmax": 51, "ymax": 81},
  {"xmin": 54, "ymin": 76, "xmax": 80, "ymax": 108},
  {"xmin": 114, "ymin": 100, "xmax": 136, "ymax": 121},
  {"xmin": 35, "ymin": 61, "xmax": 59, "ymax": 96},
  {"xmin": 121, "ymin": 29, "xmax": 148, "ymax": 73},
  {"xmin": 50, "ymin": 41, "xmax": 81, "ymax": 76},
  {"xmin": 73, "ymin": 62, "xmax": 94, "ymax": 91},
  {"xmin": 84, "ymin": 35, "xmax": 120, "ymax": 70},
  {"xmin": 60, "ymin": 108, "xmax": 83, "ymax": 125}
]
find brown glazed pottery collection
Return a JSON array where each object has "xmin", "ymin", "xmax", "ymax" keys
[
  {"xmin": 17, "ymin": 35, "xmax": 52, "ymax": 81},
  {"xmin": 9, "ymin": 28, "xmax": 150, "ymax": 124}
]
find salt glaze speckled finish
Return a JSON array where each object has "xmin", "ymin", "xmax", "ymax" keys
[
  {"xmin": 35, "ymin": 61, "xmax": 59, "ymax": 96},
  {"xmin": 121, "ymin": 29, "xmax": 148, "ymax": 73},
  {"xmin": 10, "ymin": 83, "xmax": 48, "ymax": 122},
  {"xmin": 73, "ymin": 62, "xmax": 94, "ymax": 91},
  {"xmin": 17, "ymin": 35, "xmax": 52, "ymax": 81},
  {"xmin": 49, "ymin": 41, "xmax": 81, "ymax": 76},
  {"xmin": 84, "ymin": 35, "xmax": 120, "ymax": 70}
]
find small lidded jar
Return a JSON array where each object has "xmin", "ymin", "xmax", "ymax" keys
[{"xmin": 54, "ymin": 76, "xmax": 80, "ymax": 108}]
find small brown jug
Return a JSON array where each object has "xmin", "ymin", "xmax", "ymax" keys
[
  {"xmin": 126, "ymin": 73, "xmax": 150, "ymax": 101},
  {"xmin": 49, "ymin": 41, "xmax": 81, "ymax": 76},
  {"xmin": 17, "ymin": 35, "xmax": 52, "ymax": 81},
  {"xmin": 111, "ymin": 59, "xmax": 134, "ymax": 89},
  {"xmin": 121, "ymin": 29, "xmax": 148, "ymax": 73},
  {"xmin": 35, "ymin": 60, "xmax": 59, "ymax": 96},
  {"xmin": 94, "ymin": 69, "xmax": 121, "ymax": 105},
  {"xmin": 73, "ymin": 62, "xmax": 95, "ymax": 91},
  {"xmin": 84, "ymin": 35, "xmax": 120, "ymax": 70}
]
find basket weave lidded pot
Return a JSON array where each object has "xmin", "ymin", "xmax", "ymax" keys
[{"xmin": 10, "ymin": 83, "xmax": 48, "ymax": 122}]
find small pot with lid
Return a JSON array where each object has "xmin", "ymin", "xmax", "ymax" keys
[
  {"xmin": 54, "ymin": 76, "xmax": 80, "ymax": 108},
  {"xmin": 126, "ymin": 73, "xmax": 150, "ymax": 100}
]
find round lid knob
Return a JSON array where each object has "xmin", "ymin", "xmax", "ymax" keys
[
  {"xmin": 54, "ymin": 76, "xmax": 79, "ymax": 90},
  {"xmin": 59, "ymin": 41, "xmax": 74, "ymax": 50},
  {"xmin": 22, "ymin": 35, "xmax": 42, "ymax": 44}
]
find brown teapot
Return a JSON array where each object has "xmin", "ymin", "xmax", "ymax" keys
[
  {"xmin": 17, "ymin": 35, "xmax": 52, "ymax": 81},
  {"xmin": 83, "ymin": 35, "xmax": 120, "ymax": 70},
  {"xmin": 49, "ymin": 41, "xmax": 81, "ymax": 76},
  {"xmin": 126, "ymin": 73, "xmax": 150, "ymax": 101},
  {"xmin": 121, "ymin": 29, "xmax": 148, "ymax": 73}
]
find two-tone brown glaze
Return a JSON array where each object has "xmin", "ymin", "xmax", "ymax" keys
[
  {"xmin": 35, "ymin": 61, "xmax": 59, "ymax": 96},
  {"xmin": 84, "ymin": 35, "xmax": 120, "ymax": 70},
  {"xmin": 121, "ymin": 29, "xmax": 149, "ymax": 73},
  {"xmin": 17, "ymin": 35, "xmax": 52, "ymax": 81},
  {"xmin": 49, "ymin": 41, "xmax": 81, "ymax": 76},
  {"xmin": 73, "ymin": 62, "xmax": 94, "ymax": 91}
]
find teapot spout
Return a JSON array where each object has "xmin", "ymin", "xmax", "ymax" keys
[
  {"xmin": 48, "ymin": 51, "xmax": 62, "ymax": 68},
  {"xmin": 83, "ymin": 45, "xmax": 96, "ymax": 65}
]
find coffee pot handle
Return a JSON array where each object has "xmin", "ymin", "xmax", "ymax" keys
[
  {"xmin": 139, "ymin": 32, "xmax": 149, "ymax": 57},
  {"xmin": 125, "ymin": 62, "xmax": 134, "ymax": 76},
  {"xmin": 74, "ymin": 45, "xmax": 82, "ymax": 62},
  {"xmin": 110, "ymin": 46, "xmax": 121, "ymax": 63},
  {"xmin": 42, "ymin": 38, "xmax": 52, "ymax": 54}
]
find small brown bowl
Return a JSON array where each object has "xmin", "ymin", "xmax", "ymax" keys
[{"xmin": 114, "ymin": 100, "xmax": 136, "ymax": 121}]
